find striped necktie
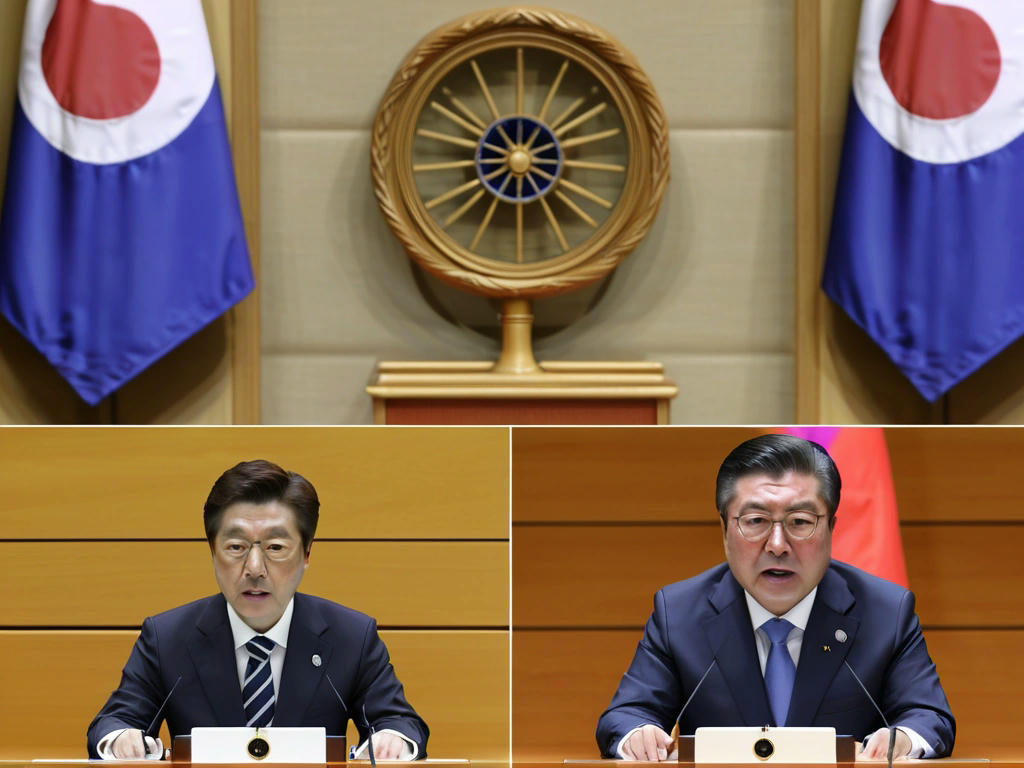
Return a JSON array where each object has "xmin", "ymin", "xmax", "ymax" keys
[
  {"xmin": 243, "ymin": 636, "xmax": 276, "ymax": 727},
  {"xmin": 761, "ymin": 618, "xmax": 796, "ymax": 727}
]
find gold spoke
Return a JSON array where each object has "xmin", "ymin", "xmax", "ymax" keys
[
  {"xmin": 559, "ymin": 177, "xmax": 613, "ymax": 209},
  {"xmin": 483, "ymin": 165, "xmax": 508, "ymax": 181},
  {"xmin": 482, "ymin": 142, "xmax": 509, "ymax": 155},
  {"xmin": 539, "ymin": 196, "xmax": 570, "ymax": 251},
  {"xmin": 531, "ymin": 142, "xmax": 555, "ymax": 154},
  {"xmin": 560, "ymin": 128, "xmax": 620, "ymax": 149},
  {"xmin": 524, "ymin": 124, "xmax": 542, "ymax": 150},
  {"xmin": 515, "ymin": 177, "xmax": 523, "ymax": 263},
  {"xmin": 516, "ymin": 48, "xmax": 524, "ymax": 115},
  {"xmin": 549, "ymin": 97, "xmax": 585, "ymax": 132},
  {"xmin": 470, "ymin": 59, "xmax": 501, "ymax": 120},
  {"xmin": 443, "ymin": 188, "xmax": 486, "ymax": 228},
  {"xmin": 425, "ymin": 177, "xmax": 481, "ymax": 210},
  {"xmin": 413, "ymin": 160, "xmax": 477, "ymax": 172},
  {"xmin": 470, "ymin": 195, "xmax": 501, "ymax": 251},
  {"xmin": 531, "ymin": 158, "xmax": 559, "ymax": 165},
  {"xmin": 524, "ymin": 173, "xmax": 542, "ymax": 196},
  {"xmin": 554, "ymin": 102, "xmax": 608, "ymax": 137},
  {"xmin": 555, "ymin": 189, "xmax": 598, "ymax": 227},
  {"xmin": 496, "ymin": 123, "xmax": 515, "ymax": 149},
  {"xmin": 441, "ymin": 87, "xmax": 487, "ymax": 131},
  {"xmin": 537, "ymin": 59, "xmax": 569, "ymax": 122},
  {"xmin": 530, "ymin": 166, "xmax": 556, "ymax": 181},
  {"xmin": 430, "ymin": 101, "xmax": 484, "ymax": 136},
  {"xmin": 417, "ymin": 129, "xmax": 478, "ymax": 149},
  {"xmin": 563, "ymin": 159, "xmax": 626, "ymax": 172}
]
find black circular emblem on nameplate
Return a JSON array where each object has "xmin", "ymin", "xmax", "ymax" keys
[
  {"xmin": 247, "ymin": 736, "xmax": 270, "ymax": 760},
  {"xmin": 753, "ymin": 738, "xmax": 775, "ymax": 760}
]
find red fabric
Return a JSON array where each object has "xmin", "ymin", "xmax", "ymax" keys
[{"xmin": 785, "ymin": 427, "xmax": 908, "ymax": 587}]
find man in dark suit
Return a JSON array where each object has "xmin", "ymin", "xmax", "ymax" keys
[
  {"xmin": 88, "ymin": 460, "xmax": 428, "ymax": 760},
  {"xmin": 596, "ymin": 434, "xmax": 954, "ymax": 761}
]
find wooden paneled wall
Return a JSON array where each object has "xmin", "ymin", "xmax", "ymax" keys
[
  {"xmin": 511, "ymin": 427, "xmax": 1024, "ymax": 760},
  {"xmin": 0, "ymin": 428, "xmax": 510, "ymax": 760}
]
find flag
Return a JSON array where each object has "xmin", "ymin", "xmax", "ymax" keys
[
  {"xmin": 0, "ymin": 0, "xmax": 254, "ymax": 405},
  {"xmin": 786, "ymin": 427, "xmax": 907, "ymax": 587},
  {"xmin": 823, "ymin": 1, "xmax": 1024, "ymax": 401}
]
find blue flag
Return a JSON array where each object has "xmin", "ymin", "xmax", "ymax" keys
[
  {"xmin": 0, "ymin": 0, "xmax": 254, "ymax": 405},
  {"xmin": 823, "ymin": 1, "xmax": 1024, "ymax": 401}
]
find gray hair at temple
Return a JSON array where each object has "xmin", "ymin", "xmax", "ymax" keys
[{"xmin": 715, "ymin": 434, "xmax": 841, "ymax": 520}]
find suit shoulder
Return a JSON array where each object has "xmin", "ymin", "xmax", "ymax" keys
[
  {"xmin": 146, "ymin": 594, "xmax": 224, "ymax": 626},
  {"xmin": 828, "ymin": 560, "xmax": 911, "ymax": 607},
  {"xmin": 658, "ymin": 562, "xmax": 733, "ymax": 604},
  {"xmin": 294, "ymin": 593, "xmax": 377, "ymax": 631}
]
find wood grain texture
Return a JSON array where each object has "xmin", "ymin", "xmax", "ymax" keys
[
  {"xmin": 2, "ymin": 427, "xmax": 508, "ymax": 539},
  {"xmin": 513, "ymin": 524, "xmax": 1023, "ymax": 628},
  {"xmin": 0, "ymin": 628, "xmax": 508, "ymax": 760},
  {"xmin": 4, "ymin": 541, "xmax": 508, "ymax": 627},
  {"xmin": 511, "ymin": 629, "xmax": 1024, "ymax": 760}
]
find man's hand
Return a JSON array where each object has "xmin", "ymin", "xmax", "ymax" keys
[
  {"xmin": 621, "ymin": 724, "xmax": 675, "ymax": 761},
  {"xmin": 110, "ymin": 729, "xmax": 162, "ymax": 760},
  {"xmin": 367, "ymin": 731, "xmax": 409, "ymax": 761},
  {"xmin": 857, "ymin": 727, "xmax": 911, "ymax": 761}
]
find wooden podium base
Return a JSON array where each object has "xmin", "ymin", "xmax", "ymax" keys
[{"xmin": 367, "ymin": 361, "xmax": 678, "ymax": 425}]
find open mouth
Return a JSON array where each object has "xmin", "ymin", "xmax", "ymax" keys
[
  {"xmin": 242, "ymin": 589, "xmax": 270, "ymax": 599},
  {"xmin": 762, "ymin": 568, "xmax": 794, "ymax": 580}
]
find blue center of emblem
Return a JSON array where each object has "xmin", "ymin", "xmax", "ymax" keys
[{"xmin": 476, "ymin": 116, "xmax": 562, "ymax": 203}]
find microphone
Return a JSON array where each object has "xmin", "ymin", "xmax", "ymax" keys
[
  {"xmin": 842, "ymin": 659, "xmax": 895, "ymax": 768},
  {"xmin": 676, "ymin": 658, "xmax": 718, "ymax": 726},
  {"xmin": 141, "ymin": 674, "xmax": 182, "ymax": 759},
  {"xmin": 324, "ymin": 670, "xmax": 376, "ymax": 765}
]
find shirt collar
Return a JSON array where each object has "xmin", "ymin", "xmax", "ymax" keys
[
  {"xmin": 226, "ymin": 597, "xmax": 294, "ymax": 650},
  {"xmin": 744, "ymin": 586, "xmax": 817, "ymax": 633}
]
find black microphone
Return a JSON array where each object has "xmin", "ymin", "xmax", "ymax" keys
[
  {"xmin": 843, "ymin": 659, "xmax": 896, "ymax": 768},
  {"xmin": 324, "ymin": 670, "xmax": 376, "ymax": 764},
  {"xmin": 142, "ymin": 674, "xmax": 182, "ymax": 758},
  {"xmin": 676, "ymin": 657, "xmax": 718, "ymax": 727}
]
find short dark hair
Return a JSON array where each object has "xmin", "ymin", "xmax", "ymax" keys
[
  {"xmin": 204, "ymin": 460, "xmax": 320, "ymax": 552},
  {"xmin": 715, "ymin": 434, "xmax": 841, "ymax": 520}
]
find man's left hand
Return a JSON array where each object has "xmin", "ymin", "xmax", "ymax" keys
[
  {"xmin": 368, "ymin": 731, "xmax": 409, "ymax": 761},
  {"xmin": 857, "ymin": 728, "xmax": 911, "ymax": 761}
]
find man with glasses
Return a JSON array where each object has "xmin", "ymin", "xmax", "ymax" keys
[
  {"xmin": 87, "ymin": 460, "xmax": 428, "ymax": 760},
  {"xmin": 596, "ymin": 434, "xmax": 954, "ymax": 761}
]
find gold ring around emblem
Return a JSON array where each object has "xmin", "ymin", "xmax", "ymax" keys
[{"xmin": 371, "ymin": 7, "xmax": 669, "ymax": 298}]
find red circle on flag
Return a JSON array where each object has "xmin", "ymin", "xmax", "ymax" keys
[
  {"xmin": 41, "ymin": 0, "xmax": 160, "ymax": 120},
  {"xmin": 879, "ymin": 0, "xmax": 1000, "ymax": 119}
]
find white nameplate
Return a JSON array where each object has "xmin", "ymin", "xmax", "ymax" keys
[
  {"xmin": 694, "ymin": 726, "xmax": 837, "ymax": 763},
  {"xmin": 191, "ymin": 727, "xmax": 327, "ymax": 763}
]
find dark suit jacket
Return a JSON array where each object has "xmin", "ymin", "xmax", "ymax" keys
[
  {"xmin": 87, "ymin": 593, "xmax": 428, "ymax": 758},
  {"xmin": 596, "ymin": 561, "xmax": 954, "ymax": 758}
]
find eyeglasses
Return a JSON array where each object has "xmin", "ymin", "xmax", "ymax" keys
[
  {"xmin": 733, "ymin": 511, "xmax": 825, "ymax": 542},
  {"xmin": 219, "ymin": 539, "xmax": 297, "ymax": 562}
]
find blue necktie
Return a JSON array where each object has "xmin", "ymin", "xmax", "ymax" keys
[
  {"xmin": 243, "ymin": 636, "xmax": 276, "ymax": 727},
  {"xmin": 761, "ymin": 618, "xmax": 796, "ymax": 727}
]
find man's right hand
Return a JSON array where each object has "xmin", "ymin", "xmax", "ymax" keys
[
  {"xmin": 110, "ymin": 729, "xmax": 162, "ymax": 760},
  {"xmin": 621, "ymin": 724, "xmax": 675, "ymax": 761}
]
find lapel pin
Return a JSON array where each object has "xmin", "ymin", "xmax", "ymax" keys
[
  {"xmin": 834, "ymin": 629, "xmax": 848, "ymax": 643},
  {"xmin": 312, "ymin": 654, "xmax": 322, "ymax": 667},
  {"xmin": 822, "ymin": 645, "xmax": 831, "ymax": 652}
]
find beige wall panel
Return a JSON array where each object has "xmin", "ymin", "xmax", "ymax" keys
[
  {"xmin": 0, "ymin": 629, "xmax": 508, "ymax": 760},
  {"xmin": 511, "ymin": 628, "xmax": 1024, "ymax": 761},
  {"xmin": 259, "ymin": 131, "xmax": 496, "ymax": 357},
  {"xmin": 3, "ymin": 427, "xmax": 508, "ymax": 539},
  {"xmin": 533, "ymin": 131, "xmax": 794, "ymax": 357},
  {"xmin": 260, "ymin": 1, "xmax": 792, "ymax": 130},
  {"xmin": 513, "ymin": 524, "xmax": 1022, "ymax": 628},
  {"xmin": 511, "ymin": 427, "xmax": 761, "ymax": 523},
  {"xmin": 5, "ymin": 541, "xmax": 508, "ymax": 627},
  {"xmin": 658, "ymin": 353, "xmax": 794, "ymax": 424},
  {"xmin": 261, "ymin": 353, "xmax": 382, "ymax": 424}
]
